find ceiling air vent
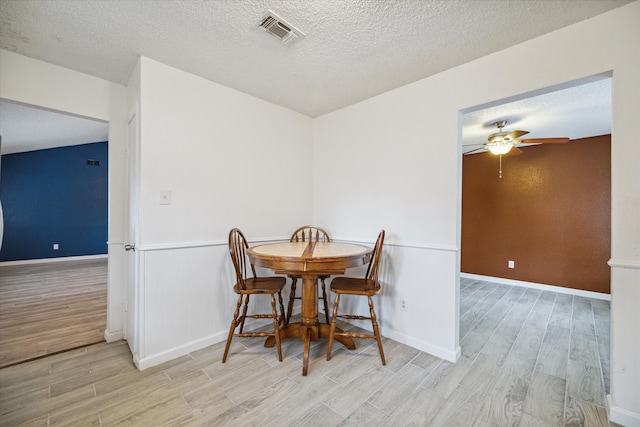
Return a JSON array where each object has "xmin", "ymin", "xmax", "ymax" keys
[{"xmin": 255, "ymin": 10, "xmax": 305, "ymax": 46}]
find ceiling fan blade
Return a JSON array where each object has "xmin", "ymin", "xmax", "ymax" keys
[
  {"xmin": 462, "ymin": 143, "xmax": 486, "ymax": 147},
  {"xmin": 507, "ymin": 130, "xmax": 529, "ymax": 140},
  {"xmin": 508, "ymin": 146, "xmax": 523, "ymax": 155},
  {"xmin": 519, "ymin": 137, "xmax": 570, "ymax": 144},
  {"xmin": 463, "ymin": 146, "xmax": 486, "ymax": 155}
]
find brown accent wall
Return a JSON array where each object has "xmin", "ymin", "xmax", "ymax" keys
[{"xmin": 461, "ymin": 135, "xmax": 611, "ymax": 294}]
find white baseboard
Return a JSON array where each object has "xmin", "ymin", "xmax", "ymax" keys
[
  {"xmin": 301, "ymin": 304, "xmax": 460, "ymax": 363},
  {"xmin": 133, "ymin": 315, "xmax": 290, "ymax": 370},
  {"xmin": 608, "ymin": 394, "xmax": 640, "ymax": 426},
  {"xmin": 0, "ymin": 254, "xmax": 108, "ymax": 267},
  {"xmin": 460, "ymin": 273, "xmax": 610, "ymax": 301},
  {"xmin": 133, "ymin": 305, "xmax": 462, "ymax": 372},
  {"xmin": 383, "ymin": 326, "xmax": 460, "ymax": 363},
  {"xmin": 104, "ymin": 329, "xmax": 124, "ymax": 343},
  {"xmin": 135, "ymin": 331, "xmax": 228, "ymax": 371}
]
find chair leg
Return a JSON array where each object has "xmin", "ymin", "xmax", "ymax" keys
[
  {"xmin": 222, "ymin": 294, "xmax": 243, "ymax": 363},
  {"xmin": 277, "ymin": 291, "xmax": 286, "ymax": 326},
  {"xmin": 326, "ymin": 293, "xmax": 341, "ymax": 361},
  {"xmin": 238, "ymin": 295, "xmax": 249, "ymax": 334},
  {"xmin": 320, "ymin": 279, "xmax": 330, "ymax": 324},
  {"xmin": 286, "ymin": 278, "xmax": 297, "ymax": 325},
  {"xmin": 368, "ymin": 296, "xmax": 386, "ymax": 365},
  {"xmin": 271, "ymin": 294, "xmax": 283, "ymax": 362}
]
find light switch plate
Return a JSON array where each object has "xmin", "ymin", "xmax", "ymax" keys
[{"xmin": 159, "ymin": 189, "xmax": 171, "ymax": 205}]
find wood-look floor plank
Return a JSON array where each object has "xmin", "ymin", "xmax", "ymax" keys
[
  {"xmin": 427, "ymin": 384, "xmax": 486, "ymax": 427},
  {"xmin": 566, "ymin": 359, "xmax": 606, "ymax": 407},
  {"xmin": 595, "ymin": 318, "xmax": 610, "ymax": 338},
  {"xmin": 422, "ymin": 355, "xmax": 474, "ymax": 399},
  {"xmin": 49, "ymin": 371, "xmax": 172, "ymax": 425},
  {"xmin": 0, "ymin": 259, "xmax": 107, "ymax": 368},
  {"xmin": 366, "ymin": 363, "xmax": 429, "ymax": 414},
  {"xmin": 260, "ymin": 376, "xmax": 342, "ymax": 427},
  {"xmin": 410, "ymin": 349, "xmax": 443, "ymax": 372},
  {"xmin": 380, "ymin": 340, "xmax": 420, "ymax": 372},
  {"xmin": 500, "ymin": 324, "xmax": 545, "ymax": 379},
  {"xmin": 0, "ymin": 384, "xmax": 95, "ymax": 426},
  {"xmin": 459, "ymin": 285, "xmax": 511, "ymax": 338},
  {"xmin": 569, "ymin": 331, "xmax": 601, "ymax": 367},
  {"xmin": 459, "ymin": 352, "xmax": 501, "ymax": 392},
  {"xmin": 535, "ymin": 324, "xmax": 570, "ymax": 379},
  {"xmin": 293, "ymin": 403, "xmax": 344, "ymax": 427},
  {"xmin": 338, "ymin": 402, "xmax": 390, "ymax": 426},
  {"xmin": 323, "ymin": 365, "xmax": 393, "ymax": 418},
  {"xmin": 564, "ymin": 396, "xmax": 610, "ymax": 426},
  {"xmin": 0, "ymin": 277, "xmax": 613, "ymax": 426},
  {"xmin": 548, "ymin": 294, "xmax": 574, "ymax": 329},
  {"xmin": 459, "ymin": 330, "xmax": 490, "ymax": 359},
  {"xmin": 324, "ymin": 344, "xmax": 384, "ymax": 387},
  {"xmin": 99, "ymin": 370, "xmax": 209, "ymax": 425},
  {"xmin": 479, "ymin": 372, "xmax": 529, "ymax": 426},
  {"xmin": 597, "ymin": 335, "xmax": 611, "ymax": 395},
  {"xmin": 520, "ymin": 412, "xmax": 554, "ymax": 427},
  {"xmin": 386, "ymin": 386, "xmax": 445, "ymax": 426},
  {"xmin": 523, "ymin": 371, "xmax": 566, "ymax": 426}
]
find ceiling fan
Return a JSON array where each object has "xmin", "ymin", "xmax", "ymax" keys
[{"xmin": 463, "ymin": 120, "xmax": 570, "ymax": 156}]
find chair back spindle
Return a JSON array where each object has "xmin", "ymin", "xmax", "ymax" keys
[
  {"xmin": 290, "ymin": 225, "xmax": 331, "ymax": 243},
  {"xmin": 228, "ymin": 228, "xmax": 256, "ymax": 290},
  {"xmin": 364, "ymin": 230, "xmax": 385, "ymax": 290}
]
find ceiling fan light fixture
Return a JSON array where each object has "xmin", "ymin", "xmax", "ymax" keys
[{"xmin": 487, "ymin": 143, "xmax": 513, "ymax": 155}]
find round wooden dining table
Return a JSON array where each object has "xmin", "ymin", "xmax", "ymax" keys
[{"xmin": 247, "ymin": 240, "xmax": 372, "ymax": 376}]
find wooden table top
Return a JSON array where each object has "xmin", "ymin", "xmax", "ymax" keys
[{"xmin": 247, "ymin": 241, "xmax": 372, "ymax": 274}]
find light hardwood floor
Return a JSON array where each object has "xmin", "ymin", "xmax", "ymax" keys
[
  {"xmin": 0, "ymin": 278, "xmax": 617, "ymax": 426},
  {"xmin": 0, "ymin": 258, "xmax": 107, "ymax": 368}
]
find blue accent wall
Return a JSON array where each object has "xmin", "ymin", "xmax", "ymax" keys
[{"xmin": 0, "ymin": 142, "xmax": 108, "ymax": 262}]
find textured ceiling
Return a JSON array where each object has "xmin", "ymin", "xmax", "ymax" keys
[
  {"xmin": 462, "ymin": 75, "xmax": 612, "ymax": 153},
  {"xmin": 0, "ymin": 101, "xmax": 109, "ymax": 155},
  {"xmin": 0, "ymin": 0, "xmax": 628, "ymax": 154}
]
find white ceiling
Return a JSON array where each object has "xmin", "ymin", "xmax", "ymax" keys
[
  {"xmin": 0, "ymin": 101, "xmax": 109, "ymax": 155},
  {"xmin": 462, "ymin": 75, "xmax": 612, "ymax": 153},
  {"xmin": 0, "ymin": 0, "xmax": 627, "ymax": 154}
]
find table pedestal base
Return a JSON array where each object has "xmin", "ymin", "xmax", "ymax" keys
[{"xmin": 264, "ymin": 323, "xmax": 355, "ymax": 376}]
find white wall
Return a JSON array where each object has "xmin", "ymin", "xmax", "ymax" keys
[
  {"xmin": 0, "ymin": 50, "xmax": 128, "ymax": 343},
  {"xmin": 1, "ymin": 2, "xmax": 638, "ymax": 423},
  {"xmin": 130, "ymin": 57, "xmax": 314, "ymax": 367},
  {"xmin": 138, "ymin": 57, "xmax": 313, "ymax": 244},
  {"xmin": 313, "ymin": 70, "xmax": 462, "ymax": 362},
  {"xmin": 313, "ymin": 3, "xmax": 640, "ymax": 424}
]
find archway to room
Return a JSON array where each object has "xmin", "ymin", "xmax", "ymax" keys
[
  {"xmin": 0, "ymin": 99, "xmax": 110, "ymax": 367},
  {"xmin": 457, "ymin": 73, "xmax": 612, "ymax": 394},
  {"xmin": 460, "ymin": 74, "xmax": 612, "ymax": 293}
]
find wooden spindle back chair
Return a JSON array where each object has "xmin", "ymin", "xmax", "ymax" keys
[
  {"xmin": 222, "ymin": 228, "xmax": 286, "ymax": 363},
  {"xmin": 326, "ymin": 230, "xmax": 386, "ymax": 365}
]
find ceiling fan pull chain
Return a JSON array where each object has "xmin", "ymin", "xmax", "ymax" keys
[{"xmin": 499, "ymin": 154, "xmax": 503, "ymax": 178}]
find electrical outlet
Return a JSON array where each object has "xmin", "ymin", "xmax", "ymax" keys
[
  {"xmin": 508, "ymin": 260, "xmax": 515, "ymax": 269},
  {"xmin": 53, "ymin": 243, "xmax": 59, "ymax": 250},
  {"xmin": 401, "ymin": 299, "xmax": 407, "ymax": 312}
]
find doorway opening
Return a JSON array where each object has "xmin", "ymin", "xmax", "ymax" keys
[
  {"xmin": 0, "ymin": 99, "xmax": 110, "ymax": 367},
  {"xmin": 459, "ymin": 74, "xmax": 612, "ymax": 292},
  {"xmin": 457, "ymin": 72, "xmax": 613, "ymax": 396}
]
